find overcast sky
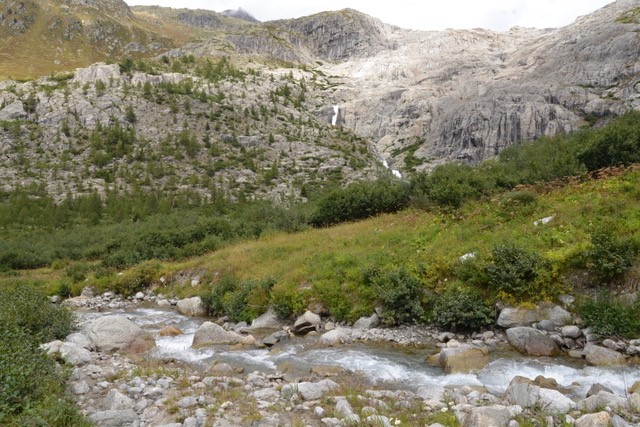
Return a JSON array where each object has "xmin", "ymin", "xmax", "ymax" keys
[{"xmin": 125, "ymin": 0, "xmax": 614, "ymax": 31}]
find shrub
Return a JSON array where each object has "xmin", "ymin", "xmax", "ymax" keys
[
  {"xmin": 578, "ymin": 112, "xmax": 640, "ymax": 171},
  {"xmin": 201, "ymin": 273, "xmax": 238, "ymax": 317},
  {"xmin": 584, "ymin": 229, "xmax": 635, "ymax": 284},
  {"xmin": 373, "ymin": 268, "xmax": 425, "ymax": 325},
  {"xmin": 578, "ymin": 294, "xmax": 640, "ymax": 337},
  {"xmin": 0, "ymin": 284, "xmax": 73, "ymax": 341},
  {"xmin": 411, "ymin": 163, "xmax": 494, "ymax": 208},
  {"xmin": 310, "ymin": 179, "xmax": 409, "ymax": 226},
  {"xmin": 432, "ymin": 286, "xmax": 494, "ymax": 331},
  {"xmin": 486, "ymin": 244, "xmax": 548, "ymax": 299},
  {"xmin": 270, "ymin": 285, "xmax": 307, "ymax": 319},
  {"xmin": 64, "ymin": 262, "xmax": 89, "ymax": 283},
  {"xmin": 112, "ymin": 260, "xmax": 162, "ymax": 297}
]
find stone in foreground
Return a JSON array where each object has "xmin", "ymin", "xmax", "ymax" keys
[
  {"xmin": 85, "ymin": 315, "xmax": 155, "ymax": 353},
  {"xmin": 506, "ymin": 327, "xmax": 560, "ymax": 357}
]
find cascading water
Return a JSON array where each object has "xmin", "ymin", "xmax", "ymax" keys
[
  {"xmin": 109, "ymin": 307, "xmax": 640, "ymax": 397},
  {"xmin": 331, "ymin": 105, "xmax": 339, "ymax": 126}
]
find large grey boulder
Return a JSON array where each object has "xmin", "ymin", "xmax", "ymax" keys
[
  {"xmin": 438, "ymin": 343, "xmax": 489, "ymax": 374},
  {"xmin": 319, "ymin": 328, "xmax": 351, "ymax": 346},
  {"xmin": 0, "ymin": 100, "xmax": 27, "ymax": 120},
  {"xmin": 561, "ymin": 325, "xmax": 582, "ymax": 339},
  {"xmin": 461, "ymin": 405, "xmax": 511, "ymax": 427},
  {"xmin": 583, "ymin": 345, "xmax": 626, "ymax": 366},
  {"xmin": 497, "ymin": 305, "xmax": 571, "ymax": 328},
  {"xmin": 581, "ymin": 391, "xmax": 628, "ymax": 412},
  {"xmin": 85, "ymin": 315, "xmax": 155, "ymax": 353},
  {"xmin": 281, "ymin": 379, "xmax": 340, "ymax": 401},
  {"xmin": 104, "ymin": 389, "xmax": 134, "ymax": 411},
  {"xmin": 176, "ymin": 297, "xmax": 207, "ymax": 317},
  {"xmin": 504, "ymin": 376, "xmax": 575, "ymax": 413},
  {"xmin": 59, "ymin": 341, "xmax": 92, "ymax": 366},
  {"xmin": 575, "ymin": 412, "xmax": 611, "ymax": 427},
  {"xmin": 353, "ymin": 313, "xmax": 380, "ymax": 330},
  {"xmin": 191, "ymin": 321, "xmax": 253, "ymax": 347},
  {"xmin": 292, "ymin": 310, "xmax": 321, "ymax": 334},
  {"xmin": 250, "ymin": 307, "xmax": 285, "ymax": 330},
  {"xmin": 506, "ymin": 327, "xmax": 561, "ymax": 357}
]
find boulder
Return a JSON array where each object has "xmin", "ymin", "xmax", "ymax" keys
[
  {"xmin": 72, "ymin": 63, "xmax": 121, "ymax": 84},
  {"xmin": 104, "ymin": 389, "xmax": 134, "ymax": 411},
  {"xmin": 335, "ymin": 398, "xmax": 354, "ymax": 418},
  {"xmin": 0, "ymin": 100, "xmax": 27, "ymax": 120},
  {"xmin": 506, "ymin": 327, "xmax": 561, "ymax": 357},
  {"xmin": 208, "ymin": 361, "xmax": 244, "ymax": 376},
  {"xmin": 353, "ymin": 313, "xmax": 380, "ymax": 330},
  {"xmin": 281, "ymin": 379, "xmax": 340, "ymax": 401},
  {"xmin": 292, "ymin": 310, "xmax": 322, "ymax": 335},
  {"xmin": 319, "ymin": 328, "xmax": 350, "ymax": 346},
  {"xmin": 536, "ymin": 320, "xmax": 556, "ymax": 331},
  {"xmin": 59, "ymin": 342, "xmax": 92, "ymax": 366},
  {"xmin": 583, "ymin": 345, "xmax": 626, "ymax": 366},
  {"xmin": 504, "ymin": 376, "xmax": 575, "ymax": 413},
  {"xmin": 66, "ymin": 332, "xmax": 94, "ymax": 350},
  {"xmin": 629, "ymin": 381, "xmax": 640, "ymax": 394},
  {"xmin": 438, "ymin": 344, "xmax": 489, "ymax": 374},
  {"xmin": 561, "ymin": 325, "xmax": 582, "ymax": 339},
  {"xmin": 586, "ymin": 383, "xmax": 613, "ymax": 397},
  {"xmin": 85, "ymin": 315, "xmax": 155, "ymax": 353},
  {"xmin": 581, "ymin": 391, "xmax": 628, "ymax": 412},
  {"xmin": 575, "ymin": 412, "xmax": 611, "ymax": 427},
  {"xmin": 176, "ymin": 297, "xmax": 206, "ymax": 317},
  {"xmin": 497, "ymin": 305, "xmax": 571, "ymax": 328},
  {"xmin": 250, "ymin": 307, "xmax": 285, "ymax": 330},
  {"xmin": 192, "ymin": 321, "xmax": 253, "ymax": 347},
  {"xmin": 462, "ymin": 405, "xmax": 511, "ymax": 427}
]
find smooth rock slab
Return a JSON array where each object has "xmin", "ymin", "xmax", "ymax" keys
[
  {"xmin": 89, "ymin": 409, "xmax": 138, "ymax": 426},
  {"xmin": 506, "ymin": 327, "xmax": 560, "ymax": 356}
]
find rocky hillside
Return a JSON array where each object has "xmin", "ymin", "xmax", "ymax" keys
[
  {"xmin": 0, "ymin": 59, "xmax": 377, "ymax": 201},
  {"xmin": 0, "ymin": 0, "xmax": 639, "ymax": 198}
]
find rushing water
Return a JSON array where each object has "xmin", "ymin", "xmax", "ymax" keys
[{"xmin": 111, "ymin": 307, "xmax": 640, "ymax": 397}]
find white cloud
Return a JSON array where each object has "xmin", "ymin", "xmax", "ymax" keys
[{"xmin": 125, "ymin": 0, "xmax": 614, "ymax": 31}]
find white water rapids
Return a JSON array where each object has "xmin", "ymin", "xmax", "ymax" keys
[{"xmin": 117, "ymin": 308, "xmax": 639, "ymax": 397}]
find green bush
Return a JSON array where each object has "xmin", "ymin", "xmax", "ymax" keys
[
  {"xmin": 270, "ymin": 285, "xmax": 307, "ymax": 319},
  {"xmin": 201, "ymin": 273, "xmax": 238, "ymax": 317},
  {"xmin": 584, "ymin": 229, "xmax": 635, "ymax": 284},
  {"xmin": 201, "ymin": 275, "xmax": 276, "ymax": 322},
  {"xmin": 486, "ymin": 244, "xmax": 548, "ymax": 299},
  {"xmin": 0, "ymin": 284, "xmax": 73, "ymax": 341},
  {"xmin": 432, "ymin": 286, "xmax": 494, "ymax": 331},
  {"xmin": 112, "ymin": 260, "xmax": 162, "ymax": 297},
  {"xmin": 578, "ymin": 294, "xmax": 640, "ymax": 337},
  {"xmin": 373, "ymin": 268, "xmax": 425, "ymax": 325},
  {"xmin": 578, "ymin": 112, "xmax": 640, "ymax": 171},
  {"xmin": 411, "ymin": 163, "xmax": 493, "ymax": 208},
  {"xmin": 310, "ymin": 179, "xmax": 409, "ymax": 226}
]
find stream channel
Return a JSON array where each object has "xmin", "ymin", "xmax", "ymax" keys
[{"xmin": 89, "ymin": 306, "xmax": 640, "ymax": 400}]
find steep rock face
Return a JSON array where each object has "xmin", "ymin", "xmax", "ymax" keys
[
  {"xmin": 325, "ymin": 0, "xmax": 640, "ymax": 170},
  {"xmin": 65, "ymin": 0, "xmax": 134, "ymax": 19}
]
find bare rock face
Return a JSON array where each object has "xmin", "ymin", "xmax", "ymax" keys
[
  {"xmin": 72, "ymin": 63, "xmax": 121, "ymax": 84},
  {"xmin": 506, "ymin": 327, "xmax": 561, "ymax": 357},
  {"xmin": 85, "ymin": 315, "xmax": 155, "ymax": 353}
]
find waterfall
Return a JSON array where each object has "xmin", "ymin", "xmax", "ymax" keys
[{"xmin": 331, "ymin": 105, "xmax": 340, "ymax": 126}]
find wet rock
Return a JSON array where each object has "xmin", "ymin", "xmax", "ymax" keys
[
  {"xmin": 176, "ymin": 296, "xmax": 207, "ymax": 317},
  {"xmin": 506, "ymin": 327, "xmax": 561, "ymax": 357},
  {"xmin": 89, "ymin": 409, "xmax": 138, "ymax": 426},
  {"xmin": 438, "ymin": 343, "xmax": 489, "ymax": 373},
  {"xmin": 504, "ymin": 376, "xmax": 575, "ymax": 413},
  {"xmin": 104, "ymin": 389, "xmax": 134, "ymax": 411},
  {"xmin": 192, "ymin": 321, "xmax": 253, "ymax": 347},
  {"xmin": 353, "ymin": 313, "xmax": 380, "ymax": 330},
  {"xmin": 575, "ymin": 412, "xmax": 611, "ymax": 427},
  {"xmin": 85, "ymin": 315, "xmax": 155, "ymax": 353},
  {"xmin": 281, "ymin": 379, "xmax": 340, "ymax": 400},
  {"xmin": 583, "ymin": 345, "xmax": 626, "ymax": 366},
  {"xmin": 293, "ymin": 310, "xmax": 321, "ymax": 335},
  {"xmin": 561, "ymin": 325, "xmax": 582, "ymax": 339},
  {"xmin": 159, "ymin": 326, "xmax": 183, "ymax": 336},
  {"xmin": 586, "ymin": 383, "xmax": 613, "ymax": 397},
  {"xmin": 250, "ymin": 307, "xmax": 285, "ymax": 330},
  {"xmin": 311, "ymin": 365, "xmax": 346, "ymax": 377}
]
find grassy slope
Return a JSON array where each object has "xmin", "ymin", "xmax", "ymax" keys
[{"xmin": 158, "ymin": 166, "xmax": 640, "ymax": 307}]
